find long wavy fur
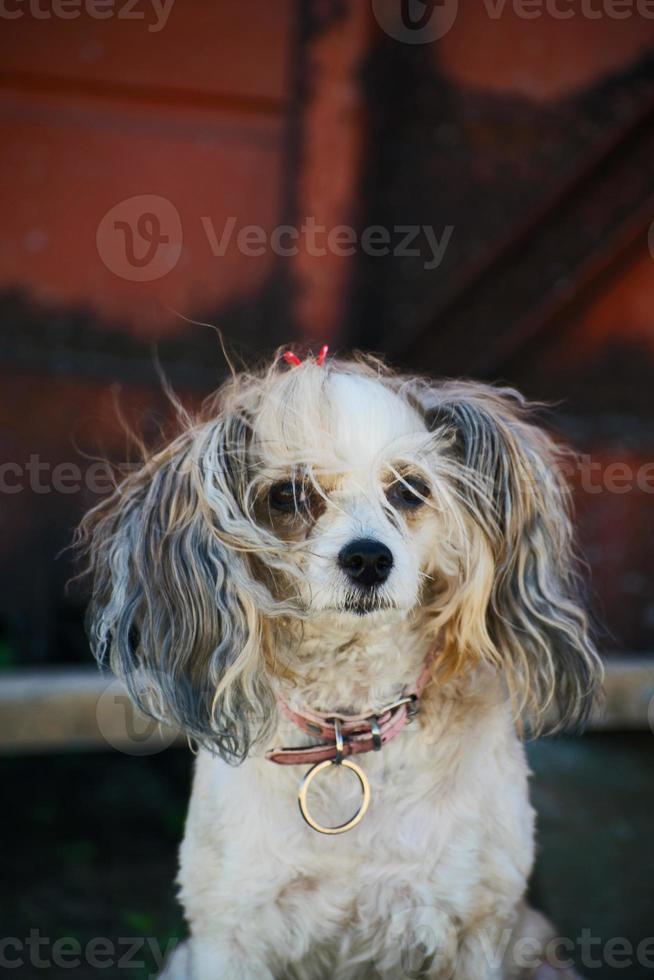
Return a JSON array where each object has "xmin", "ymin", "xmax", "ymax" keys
[
  {"xmin": 412, "ymin": 380, "xmax": 602, "ymax": 732},
  {"xmin": 77, "ymin": 353, "xmax": 601, "ymax": 761}
]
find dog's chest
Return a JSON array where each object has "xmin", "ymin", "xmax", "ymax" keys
[{"xmin": 188, "ymin": 703, "xmax": 534, "ymax": 969}]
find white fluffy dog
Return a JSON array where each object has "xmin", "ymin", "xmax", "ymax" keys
[{"xmin": 80, "ymin": 351, "xmax": 600, "ymax": 979}]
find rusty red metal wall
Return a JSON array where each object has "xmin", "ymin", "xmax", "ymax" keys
[{"xmin": 0, "ymin": 0, "xmax": 293, "ymax": 329}]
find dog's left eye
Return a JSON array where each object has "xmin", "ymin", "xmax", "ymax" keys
[
  {"xmin": 268, "ymin": 481, "xmax": 306, "ymax": 513},
  {"xmin": 387, "ymin": 475, "xmax": 430, "ymax": 510}
]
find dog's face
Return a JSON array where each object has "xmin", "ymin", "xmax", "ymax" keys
[
  {"xmin": 252, "ymin": 371, "xmax": 441, "ymax": 619},
  {"xmin": 79, "ymin": 353, "xmax": 600, "ymax": 760}
]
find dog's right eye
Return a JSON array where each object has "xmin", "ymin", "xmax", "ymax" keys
[{"xmin": 268, "ymin": 481, "xmax": 300, "ymax": 513}]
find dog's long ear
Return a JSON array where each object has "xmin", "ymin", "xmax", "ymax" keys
[
  {"xmin": 77, "ymin": 412, "xmax": 274, "ymax": 762},
  {"xmin": 422, "ymin": 381, "xmax": 602, "ymax": 732}
]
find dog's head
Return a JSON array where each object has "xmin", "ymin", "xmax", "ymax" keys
[{"xmin": 79, "ymin": 353, "xmax": 600, "ymax": 760}]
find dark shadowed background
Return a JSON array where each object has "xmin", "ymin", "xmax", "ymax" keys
[{"xmin": 0, "ymin": 1, "xmax": 653, "ymax": 977}]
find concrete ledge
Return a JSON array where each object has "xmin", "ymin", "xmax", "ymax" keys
[
  {"xmin": 0, "ymin": 667, "xmax": 180, "ymax": 754},
  {"xmin": 594, "ymin": 656, "xmax": 654, "ymax": 730},
  {"xmin": 0, "ymin": 656, "xmax": 652, "ymax": 753}
]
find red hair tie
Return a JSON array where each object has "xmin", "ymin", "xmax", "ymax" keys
[{"xmin": 283, "ymin": 345, "xmax": 329, "ymax": 368}]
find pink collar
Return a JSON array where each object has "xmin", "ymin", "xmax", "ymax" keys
[{"xmin": 266, "ymin": 651, "xmax": 435, "ymax": 766}]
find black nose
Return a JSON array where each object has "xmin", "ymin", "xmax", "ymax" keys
[{"xmin": 338, "ymin": 538, "xmax": 394, "ymax": 589}]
